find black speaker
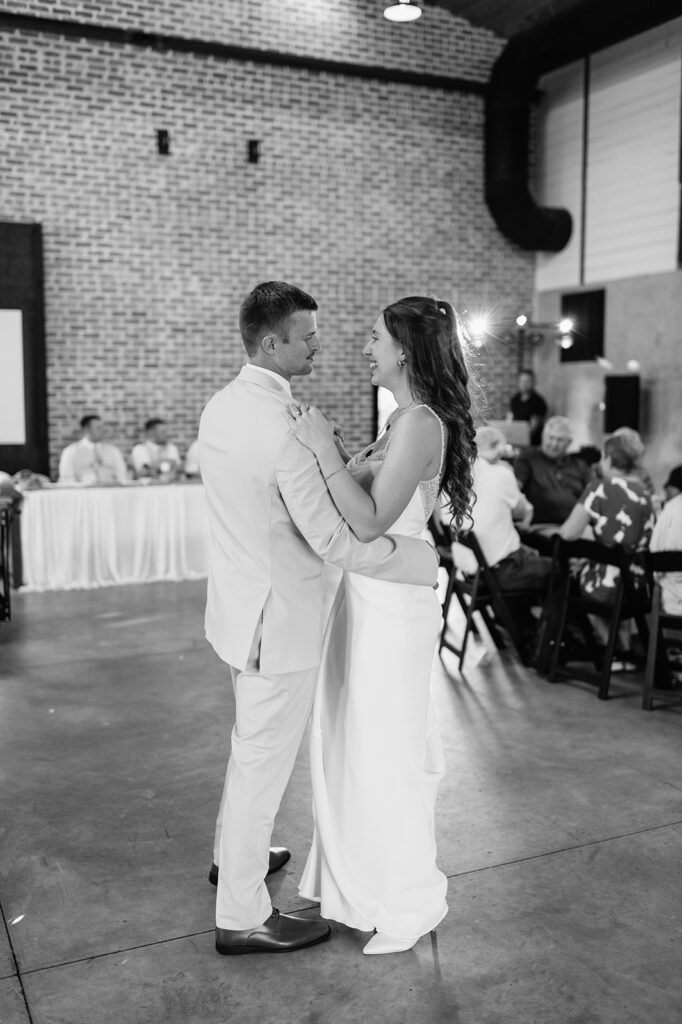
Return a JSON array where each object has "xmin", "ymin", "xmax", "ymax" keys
[
  {"xmin": 560, "ymin": 289, "xmax": 605, "ymax": 363},
  {"xmin": 604, "ymin": 375, "xmax": 639, "ymax": 433}
]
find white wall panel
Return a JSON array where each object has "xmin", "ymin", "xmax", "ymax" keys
[
  {"xmin": 535, "ymin": 61, "xmax": 585, "ymax": 292},
  {"xmin": 0, "ymin": 309, "xmax": 26, "ymax": 445},
  {"xmin": 584, "ymin": 19, "xmax": 682, "ymax": 283}
]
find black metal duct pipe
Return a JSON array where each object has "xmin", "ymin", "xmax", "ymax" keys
[{"xmin": 485, "ymin": 0, "xmax": 682, "ymax": 251}]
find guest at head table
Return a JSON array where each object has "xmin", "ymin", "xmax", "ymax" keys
[
  {"xmin": 58, "ymin": 415, "xmax": 127, "ymax": 485},
  {"xmin": 131, "ymin": 419, "xmax": 181, "ymax": 480},
  {"xmin": 184, "ymin": 439, "xmax": 200, "ymax": 479},
  {"xmin": 650, "ymin": 465, "xmax": 682, "ymax": 615},
  {"xmin": 507, "ymin": 369, "xmax": 548, "ymax": 447},
  {"xmin": 458, "ymin": 426, "xmax": 551, "ymax": 590},
  {"xmin": 513, "ymin": 416, "xmax": 591, "ymax": 526},
  {"xmin": 0, "ymin": 471, "xmax": 23, "ymax": 510}
]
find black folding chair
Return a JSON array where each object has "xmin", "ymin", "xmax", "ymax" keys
[
  {"xmin": 642, "ymin": 551, "xmax": 682, "ymax": 711},
  {"xmin": 547, "ymin": 538, "xmax": 649, "ymax": 700},
  {"xmin": 0, "ymin": 499, "xmax": 14, "ymax": 624},
  {"xmin": 428, "ymin": 513, "xmax": 481, "ymax": 646},
  {"xmin": 529, "ymin": 534, "xmax": 563, "ymax": 675},
  {"xmin": 439, "ymin": 531, "xmax": 543, "ymax": 670}
]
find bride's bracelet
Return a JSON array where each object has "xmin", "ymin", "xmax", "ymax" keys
[{"xmin": 324, "ymin": 465, "xmax": 345, "ymax": 482}]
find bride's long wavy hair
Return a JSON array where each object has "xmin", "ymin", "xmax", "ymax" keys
[{"xmin": 382, "ymin": 296, "xmax": 476, "ymax": 536}]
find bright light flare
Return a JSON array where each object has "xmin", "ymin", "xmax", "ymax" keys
[
  {"xmin": 558, "ymin": 317, "xmax": 573, "ymax": 334},
  {"xmin": 468, "ymin": 314, "xmax": 490, "ymax": 342},
  {"xmin": 626, "ymin": 359, "xmax": 640, "ymax": 372},
  {"xmin": 515, "ymin": 314, "xmax": 528, "ymax": 327},
  {"xmin": 559, "ymin": 334, "xmax": 573, "ymax": 350}
]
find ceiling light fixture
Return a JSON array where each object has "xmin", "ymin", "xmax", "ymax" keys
[{"xmin": 384, "ymin": 1, "xmax": 422, "ymax": 23}]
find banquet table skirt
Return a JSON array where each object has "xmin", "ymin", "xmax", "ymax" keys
[{"xmin": 20, "ymin": 483, "xmax": 210, "ymax": 592}]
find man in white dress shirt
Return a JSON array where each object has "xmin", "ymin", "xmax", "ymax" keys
[
  {"xmin": 467, "ymin": 425, "xmax": 551, "ymax": 589},
  {"xmin": 130, "ymin": 419, "xmax": 181, "ymax": 479},
  {"xmin": 58, "ymin": 415, "xmax": 127, "ymax": 485},
  {"xmin": 199, "ymin": 281, "xmax": 438, "ymax": 957},
  {"xmin": 651, "ymin": 465, "xmax": 682, "ymax": 614}
]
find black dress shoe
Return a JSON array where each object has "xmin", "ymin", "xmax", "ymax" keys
[
  {"xmin": 208, "ymin": 847, "xmax": 291, "ymax": 886},
  {"xmin": 215, "ymin": 909, "xmax": 330, "ymax": 955}
]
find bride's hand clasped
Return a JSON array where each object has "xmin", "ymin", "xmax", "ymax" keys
[{"xmin": 286, "ymin": 403, "xmax": 336, "ymax": 456}]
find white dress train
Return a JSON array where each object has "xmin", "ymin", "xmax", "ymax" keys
[{"xmin": 299, "ymin": 410, "xmax": 449, "ymax": 939}]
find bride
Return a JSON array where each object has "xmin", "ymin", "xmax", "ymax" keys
[{"xmin": 287, "ymin": 296, "xmax": 475, "ymax": 955}]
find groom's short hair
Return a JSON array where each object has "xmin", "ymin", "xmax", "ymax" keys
[{"xmin": 239, "ymin": 281, "xmax": 318, "ymax": 355}]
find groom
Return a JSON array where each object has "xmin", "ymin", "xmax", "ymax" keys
[{"xmin": 199, "ymin": 281, "xmax": 438, "ymax": 955}]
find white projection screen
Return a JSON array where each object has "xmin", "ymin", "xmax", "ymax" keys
[{"xmin": 0, "ymin": 309, "xmax": 26, "ymax": 445}]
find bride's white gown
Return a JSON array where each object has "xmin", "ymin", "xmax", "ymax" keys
[{"xmin": 299, "ymin": 409, "xmax": 449, "ymax": 939}]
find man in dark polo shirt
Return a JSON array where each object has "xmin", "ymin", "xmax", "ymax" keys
[
  {"xmin": 514, "ymin": 416, "xmax": 591, "ymax": 525},
  {"xmin": 508, "ymin": 369, "xmax": 548, "ymax": 446}
]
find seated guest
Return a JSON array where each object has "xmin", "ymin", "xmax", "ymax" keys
[
  {"xmin": 131, "ymin": 419, "xmax": 180, "ymax": 480},
  {"xmin": 0, "ymin": 471, "xmax": 20, "ymax": 498},
  {"xmin": 576, "ymin": 445, "xmax": 601, "ymax": 468},
  {"xmin": 559, "ymin": 432, "xmax": 655, "ymax": 602},
  {"xmin": 650, "ymin": 465, "xmax": 682, "ymax": 614},
  {"xmin": 0, "ymin": 471, "xmax": 23, "ymax": 512},
  {"xmin": 507, "ymin": 368, "xmax": 548, "ymax": 446},
  {"xmin": 457, "ymin": 426, "xmax": 552, "ymax": 591},
  {"xmin": 58, "ymin": 415, "xmax": 127, "ymax": 485},
  {"xmin": 514, "ymin": 416, "xmax": 591, "ymax": 525},
  {"xmin": 663, "ymin": 465, "xmax": 682, "ymax": 504},
  {"xmin": 184, "ymin": 439, "xmax": 200, "ymax": 479},
  {"xmin": 613, "ymin": 427, "xmax": 654, "ymax": 493}
]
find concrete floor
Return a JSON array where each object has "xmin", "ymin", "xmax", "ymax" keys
[{"xmin": 0, "ymin": 581, "xmax": 681, "ymax": 1024}]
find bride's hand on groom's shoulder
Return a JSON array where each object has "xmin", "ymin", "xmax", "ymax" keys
[{"xmin": 286, "ymin": 403, "xmax": 336, "ymax": 456}]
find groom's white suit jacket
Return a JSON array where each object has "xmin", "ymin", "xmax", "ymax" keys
[{"xmin": 199, "ymin": 364, "xmax": 437, "ymax": 674}]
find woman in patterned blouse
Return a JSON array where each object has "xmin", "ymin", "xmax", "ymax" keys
[{"xmin": 559, "ymin": 432, "xmax": 655, "ymax": 602}]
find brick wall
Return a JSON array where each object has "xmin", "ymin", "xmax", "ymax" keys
[
  {"xmin": 1, "ymin": 0, "xmax": 502, "ymax": 78},
  {"xmin": 0, "ymin": 2, "xmax": 532, "ymax": 476}
]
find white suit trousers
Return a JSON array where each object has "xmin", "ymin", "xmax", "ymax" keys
[{"xmin": 213, "ymin": 647, "xmax": 317, "ymax": 930}]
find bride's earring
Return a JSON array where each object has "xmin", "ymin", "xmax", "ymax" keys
[{"xmin": 398, "ymin": 355, "xmax": 406, "ymax": 367}]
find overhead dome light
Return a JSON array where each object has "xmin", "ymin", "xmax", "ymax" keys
[{"xmin": 384, "ymin": 1, "xmax": 422, "ymax": 23}]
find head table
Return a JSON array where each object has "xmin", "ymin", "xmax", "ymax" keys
[{"xmin": 19, "ymin": 481, "xmax": 210, "ymax": 592}]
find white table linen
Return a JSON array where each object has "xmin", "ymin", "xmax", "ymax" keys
[{"xmin": 20, "ymin": 483, "xmax": 210, "ymax": 591}]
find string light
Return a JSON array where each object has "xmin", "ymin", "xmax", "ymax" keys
[{"xmin": 384, "ymin": 1, "xmax": 422, "ymax": 23}]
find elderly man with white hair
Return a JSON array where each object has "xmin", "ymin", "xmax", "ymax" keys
[
  {"xmin": 457, "ymin": 426, "xmax": 552, "ymax": 592},
  {"xmin": 514, "ymin": 416, "xmax": 591, "ymax": 526}
]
